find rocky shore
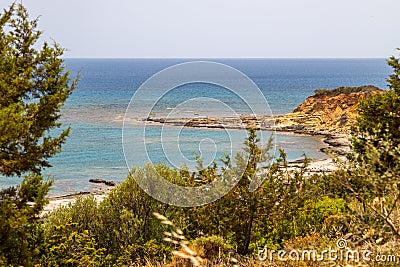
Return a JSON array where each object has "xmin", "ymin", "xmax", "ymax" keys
[
  {"xmin": 147, "ymin": 116, "xmax": 351, "ymax": 156},
  {"xmin": 146, "ymin": 85, "xmax": 383, "ymax": 156}
]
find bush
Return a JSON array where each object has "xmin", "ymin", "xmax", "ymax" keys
[
  {"xmin": 313, "ymin": 85, "xmax": 382, "ymax": 97},
  {"xmin": 192, "ymin": 235, "xmax": 229, "ymax": 259},
  {"xmin": 41, "ymin": 223, "xmax": 106, "ymax": 266},
  {"xmin": 44, "ymin": 166, "xmax": 175, "ymax": 265},
  {"xmin": 0, "ymin": 174, "xmax": 51, "ymax": 266},
  {"xmin": 297, "ymin": 196, "xmax": 347, "ymax": 237}
]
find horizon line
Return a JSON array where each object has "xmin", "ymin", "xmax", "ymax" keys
[{"xmin": 62, "ymin": 57, "xmax": 388, "ymax": 60}]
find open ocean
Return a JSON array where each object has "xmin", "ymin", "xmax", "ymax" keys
[{"xmin": 0, "ymin": 59, "xmax": 391, "ymax": 195}]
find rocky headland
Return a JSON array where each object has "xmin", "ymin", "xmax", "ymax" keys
[
  {"xmin": 274, "ymin": 85, "xmax": 383, "ymax": 134},
  {"xmin": 146, "ymin": 85, "xmax": 384, "ymax": 155}
]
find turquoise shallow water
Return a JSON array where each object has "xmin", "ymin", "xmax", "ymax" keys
[{"xmin": 0, "ymin": 59, "xmax": 391, "ymax": 194}]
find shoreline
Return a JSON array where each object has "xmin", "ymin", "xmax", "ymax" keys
[
  {"xmin": 43, "ymin": 114, "xmax": 351, "ymax": 215},
  {"xmin": 41, "ymin": 184, "xmax": 112, "ymax": 216},
  {"xmin": 42, "ymin": 156, "xmax": 341, "ymax": 216},
  {"xmin": 43, "ymin": 155, "xmax": 344, "ymax": 218}
]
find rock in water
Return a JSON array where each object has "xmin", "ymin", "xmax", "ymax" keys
[
  {"xmin": 89, "ymin": 178, "xmax": 106, "ymax": 184},
  {"xmin": 105, "ymin": 181, "xmax": 116, "ymax": 186}
]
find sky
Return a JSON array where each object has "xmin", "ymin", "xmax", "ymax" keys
[{"xmin": 14, "ymin": 0, "xmax": 400, "ymax": 58}]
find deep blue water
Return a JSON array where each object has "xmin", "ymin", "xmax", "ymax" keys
[{"xmin": 0, "ymin": 59, "xmax": 391, "ymax": 194}]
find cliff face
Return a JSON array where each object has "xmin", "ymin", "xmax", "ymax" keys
[{"xmin": 274, "ymin": 86, "xmax": 384, "ymax": 134}]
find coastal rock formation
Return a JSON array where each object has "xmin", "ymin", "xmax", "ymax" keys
[
  {"xmin": 145, "ymin": 85, "xmax": 384, "ymax": 156},
  {"xmin": 147, "ymin": 116, "xmax": 274, "ymax": 130},
  {"xmin": 147, "ymin": 85, "xmax": 383, "ymax": 136},
  {"xmin": 272, "ymin": 85, "xmax": 384, "ymax": 155},
  {"xmin": 274, "ymin": 85, "xmax": 384, "ymax": 134}
]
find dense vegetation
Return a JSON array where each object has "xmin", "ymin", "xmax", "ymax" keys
[
  {"xmin": 313, "ymin": 85, "xmax": 383, "ymax": 97},
  {"xmin": 1, "ymin": 3, "xmax": 399, "ymax": 267}
]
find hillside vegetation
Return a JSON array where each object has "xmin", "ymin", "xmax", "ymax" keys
[{"xmin": 313, "ymin": 85, "xmax": 383, "ymax": 97}]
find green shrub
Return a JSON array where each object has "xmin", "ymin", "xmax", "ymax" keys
[
  {"xmin": 41, "ymin": 222, "xmax": 106, "ymax": 266},
  {"xmin": 297, "ymin": 196, "xmax": 347, "ymax": 236},
  {"xmin": 44, "ymin": 165, "xmax": 175, "ymax": 264}
]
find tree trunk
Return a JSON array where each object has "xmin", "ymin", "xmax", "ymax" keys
[{"xmin": 240, "ymin": 201, "xmax": 256, "ymax": 255}]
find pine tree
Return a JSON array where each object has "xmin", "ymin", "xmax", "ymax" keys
[
  {"xmin": 0, "ymin": 3, "xmax": 77, "ymax": 177},
  {"xmin": 0, "ymin": 3, "xmax": 76, "ymax": 265},
  {"xmin": 352, "ymin": 49, "xmax": 400, "ymax": 169}
]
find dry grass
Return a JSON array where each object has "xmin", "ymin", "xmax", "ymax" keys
[
  {"xmin": 149, "ymin": 213, "xmax": 399, "ymax": 267},
  {"xmin": 153, "ymin": 212, "xmax": 241, "ymax": 267}
]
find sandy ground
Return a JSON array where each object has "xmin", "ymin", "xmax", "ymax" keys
[
  {"xmin": 41, "ymin": 184, "xmax": 112, "ymax": 217},
  {"xmin": 288, "ymin": 157, "xmax": 343, "ymax": 174}
]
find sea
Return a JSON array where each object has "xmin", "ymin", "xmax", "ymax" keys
[{"xmin": 0, "ymin": 59, "xmax": 391, "ymax": 195}]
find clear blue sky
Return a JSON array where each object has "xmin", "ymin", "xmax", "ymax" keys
[{"xmin": 17, "ymin": 0, "xmax": 400, "ymax": 58}]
